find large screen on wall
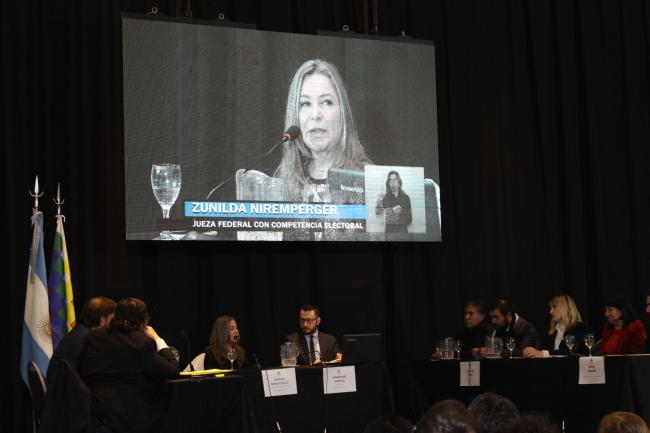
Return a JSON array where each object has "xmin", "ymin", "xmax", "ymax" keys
[{"xmin": 123, "ymin": 14, "xmax": 440, "ymax": 241}]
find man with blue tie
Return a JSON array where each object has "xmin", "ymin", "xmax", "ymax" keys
[{"xmin": 286, "ymin": 304, "xmax": 342, "ymax": 365}]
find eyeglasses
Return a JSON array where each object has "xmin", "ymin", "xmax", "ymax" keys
[{"xmin": 299, "ymin": 318, "xmax": 318, "ymax": 323}]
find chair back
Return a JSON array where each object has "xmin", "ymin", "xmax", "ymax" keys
[
  {"xmin": 41, "ymin": 359, "xmax": 92, "ymax": 433},
  {"xmin": 183, "ymin": 352, "xmax": 205, "ymax": 371},
  {"xmin": 27, "ymin": 361, "xmax": 47, "ymax": 427}
]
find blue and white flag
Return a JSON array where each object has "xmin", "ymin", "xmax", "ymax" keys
[{"xmin": 20, "ymin": 211, "xmax": 53, "ymax": 386}]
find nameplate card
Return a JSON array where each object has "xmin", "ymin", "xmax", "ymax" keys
[
  {"xmin": 460, "ymin": 361, "xmax": 480, "ymax": 387},
  {"xmin": 323, "ymin": 366, "xmax": 357, "ymax": 394},
  {"xmin": 578, "ymin": 356, "xmax": 606, "ymax": 384},
  {"xmin": 261, "ymin": 368, "xmax": 298, "ymax": 397}
]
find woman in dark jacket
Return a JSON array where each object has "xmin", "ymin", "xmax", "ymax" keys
[
  {"xmin": 204, "ymin": 315, "xmax": 259, "ymax": 369},
  {"xmin": 523, "ymin": 294, "xmax": 588, "ymax": 357}
]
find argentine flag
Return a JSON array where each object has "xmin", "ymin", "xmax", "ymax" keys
[{"xmin": 20, "ymin": 211, "xmax": 53, "ymax": 386}]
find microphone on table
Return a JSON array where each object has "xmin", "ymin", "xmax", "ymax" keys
[
  {"xmin": 178, "ymin": 330, "xmax": 192, "ymax": 368},
  {"xmin": 251, "ymin": 351, "xmax": 263, "ymax": 369},
  {"xmin": 300, "ymin": 349, "xmax": 323, "ymax": 366},
  {"xmin": 205, "ymin": 126, "xmax": 302, "ymax": 199}
]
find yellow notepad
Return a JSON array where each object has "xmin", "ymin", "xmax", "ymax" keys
[{"xmin": 179, "ymin": 368, "xmax": 231, "ymax": 377}]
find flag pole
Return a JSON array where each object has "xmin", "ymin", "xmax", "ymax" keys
[
  {"xmin": 28, "ymin": 176, "xmax": 43, "ymax": 284},
  {"xmin": 48, "ymin": 182, "xmax": 76, "ymax": 348},
  {"xmin": 29, "ymin": 175, "xmax": 44, "ymax": 215},
  {"xmin": 53, "ymin": 182, "xmax": 65, "ymax": 219}
]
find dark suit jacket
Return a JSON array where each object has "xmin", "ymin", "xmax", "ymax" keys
[
  {"xmin": 78, "ymin": 328, "xmax": 180, "ymax": 433},
  {"xmin": 46, "ymin": 324, "xmax": 91, "ymax": 385},
  {"xmin": 41, "ymin": 359, "xmax": 92, "ymax": 433},
  {"xmin": 286, "ymin": 330, "xmax": 341, "ymax": 364},
  {"xmin": 496, "ymin": 315, "xmax": 540, "ymax": 357},
  {"xmin": 542, "ymin": 321, "xmax": 589, "ymax": 356},
  {"xmin": 460, "ymin": 320, "xmax": 494, "ymax": 358}
]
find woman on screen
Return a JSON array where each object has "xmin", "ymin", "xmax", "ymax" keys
[
  {"xmin": 274, "ymin": 59, "xmax": 371, "ymax": 202},
  {"xmin": 204, "ymin": 315, "xmax": 258, "ymax": 369}
]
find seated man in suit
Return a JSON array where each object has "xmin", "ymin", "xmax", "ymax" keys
[
  {"xmin": 46, "ymin": 296, "xmax": 117, "ymax": 384},
  {"xmin": 460, "ymin": 300, "xmax": 494, "ymax": 358},
  {"xmin": 286, "ymin": 304, "xmax": 342, "ymax": 365},
  {"xmin": 78, "ymin": 297, "xmax": 179, "ymax": 433},
  {"xmin": 482, "ymin": 299, "xmax": 540, "ymax": 357}
]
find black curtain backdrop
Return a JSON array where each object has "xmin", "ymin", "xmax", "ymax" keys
[{"xmin": 3, "ymin": 0, "xmax": 650, "ymax": 431}]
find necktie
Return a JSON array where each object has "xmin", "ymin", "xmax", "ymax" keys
[{"xmin": 308, "ymin": 335, "xmax": 315, "ymax": 364}]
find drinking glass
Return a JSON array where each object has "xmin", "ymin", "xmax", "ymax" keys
[
  {"xmin": 485, "ymin": 336, "xmax": 503, "ymax": 358},
  {"xmin": 584, "ymin": 333, "xmax": 595, "ymax": 357},
  {"xmin": 151, "ymin": 164, "xmax": 181, "ymax": 240},
  {"xmin": 564, "ymin": 334, "xmax": 575, "ymax": 354},
  {"xmin": 280, "ymin": 342, "xmax": 298, "ymax": 366},
  {"xmin": 437, "ymin": 339, "xmax": 452, "ymax": 359},
  {"xmin": 454, "ymin": 340, "xmax": 463, "ymax": 359},
  {"xmin": 226, "ymin": 347, "xmax": 237, "ymax": 370},
  {"xmin": 506, "ymin": 337, "xmax": 516, "ymax": 358}
]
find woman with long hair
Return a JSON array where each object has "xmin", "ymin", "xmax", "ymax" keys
[
  {"xmin": 205, "ymin": 315, "xmax": 256, "ymax": 369},
  {"xmin": 274, "ymin": 59, "xmax": 371, "ymax": 203},
  {"xmin": 522, "ymin": 294, "xmax": 588, "ymax": 357}
]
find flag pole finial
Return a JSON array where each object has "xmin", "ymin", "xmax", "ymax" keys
[
  {"xmin": 53, "ymin": 182, "xmax": 65, "ymax": 216},
  {"xmin": 29, "ymin": 175, "xmax": 44, "ymax": 212}
]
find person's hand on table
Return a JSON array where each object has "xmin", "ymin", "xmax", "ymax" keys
[{"xmin": 522, "ymin": 347, "xmax": 544, "ymax": 358}]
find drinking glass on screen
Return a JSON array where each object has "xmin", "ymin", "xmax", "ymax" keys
[
  {"xmin": 564, "ymin": 334, "xmax": 575, "ymax": 354},
  {"xmin": 506, "ymin": 337, "xmax": 516, "ymax": 358},
  {"xmin": 584, "ymin": 333, "xmax": 595, "ymax": 357},
  {"xmin": 151, "ymin": 163, "xmax": 181, "ymax": 240}
]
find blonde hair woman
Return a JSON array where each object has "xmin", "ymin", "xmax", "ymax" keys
[
  {"xmin": 274, "ymin": 59, "xmax": 371, "ymax": 203},
  {"xmin": 522, "ymin": 294, "xmax": 588, "ymax": 357}
]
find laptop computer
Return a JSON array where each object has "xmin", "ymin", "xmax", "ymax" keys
[
  {"xmin": 328, "ymin": 168, "xmax": 366, "ymax": 204},
  {"xmin": 342, "ymin": 333, "xmax": 382, "ymax": 364}
]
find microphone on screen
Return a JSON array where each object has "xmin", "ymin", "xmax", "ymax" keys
[
  {"xmin": 205, "ymin": 126, "xmax": 301, "ymax": 199},
  {"xmin": 282, "ymin": 125, "xmax": 301, "ymax": 142}
]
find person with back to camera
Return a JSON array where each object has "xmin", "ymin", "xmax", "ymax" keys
[
  {"xmin": 204, "ymin": 315, "xmax": 259, "ymax": 370},
  {"xmin": 274, "ymin": 59, "xmax": 372, "ymax": 204},
  {"xmin": 467, "ymin": 392, "xmax": 519, "ymax": 433},
  {"xmin": 375, "ymin": 170, "xmax": 412, "ymax": 233},
  {"xmin": 78, "ymin": 297, "xmax": 179, "ymax": 433},
  {"xmin": 522, "ymin": 293, "xmax": 588, "ymax": 357},
  {"xmin": 46, "ymin": 296, "xmax": 117, "ymax": 385},
  {"xmin": 416, "ymin": 399, "xmax": 476, "ymax": 433},
  {"xmin": 601, "ymin": 296, "xmax": 647, "ymax": 354},
  {"xmin": 598, "ymin": 411, "xmax": 649, "ymax": 433},
  {"xmin": 285, "ymin": 304, "xmax": 342, "ymax": 365}
]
